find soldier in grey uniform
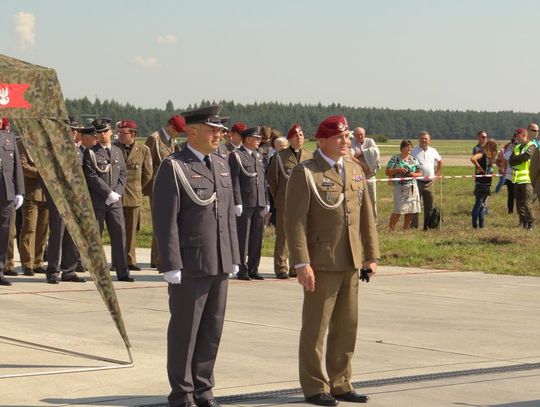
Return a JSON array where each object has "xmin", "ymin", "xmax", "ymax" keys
[
  {"xmin": 152, "ymin": 105, "xmax": 240, "ymax": 407},
  {"xmin": 82, "ymin": 118, "xmax": 134, "ymax": 282},
  {"xmin": 228, "ymin": 126, "xmax": 269, "ymax": 280},
  {"xmin": 0, "ymin": 127, "xmax": 25, "ymax": 286},
  {"xmin": 45, "ymin": 120, "xmax": 87, "ymax": 284}
]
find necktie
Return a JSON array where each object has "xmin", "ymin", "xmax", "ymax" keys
[
  {"xmin": 106, "ymin": 147, "xmax": 111, "ymax": 160},
  {"xmin": 334, "ymin": 162, "xmax": 345, "ymax": 189},
  {"xmin": 204, "ymin": 155, "xmax": 212, "ymax": 172}
]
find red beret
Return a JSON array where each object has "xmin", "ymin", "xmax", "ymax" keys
[
  {"xmin": 231, "ymin": 122, "xmax": 247, "ymax": 134},
  {"xmin": 287, "ymin": 123, "xmax": 302, "ymax": 139},
  {"xmin": 315, "ymin": 115, "xmax": 349, "ymax": 139},
  {"xmin": 515, "ymin": 128, "xmax": 527, "ymax": 136},
  {"xmin": 169, "ymin": 114, "xmax": 186, "ymax": 133},
  {"xmin": 1, "ymin": 117, "xmax": 10, "ymax": 130},
  {"xmin": 119, "ymin": 119, "xmax": 137, "ymax": 130}
]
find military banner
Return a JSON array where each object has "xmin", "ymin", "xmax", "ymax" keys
[{"xmin": 0, "ymin": 54, "xmax": 130, "ymax": 350}]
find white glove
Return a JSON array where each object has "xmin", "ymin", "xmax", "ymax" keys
[
  {"xmin": 14, "ymin": 195, "xmax": 24, "ymax": 210},
  {"xmin": 106, "ymin": 191, "xmax": 121, "ymax": 205},
  {"xmin": 260, "ymin": 205, "xmax": 270, "ymax": 217},
  {"xmin": 163, "ymin": 270, "xmax": 182, "ymax": 284},
  {"xmin": 234, "ymin": 205, "xmax": 243, "ymax": 217},
  {"xmin": 230, "ymin": 264, "xmax": 239, "ymax": 278}
]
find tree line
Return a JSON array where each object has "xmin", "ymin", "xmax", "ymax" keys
[{"xmin": 65, "ymin": 97, "xmax": 540, "ymax": 140}]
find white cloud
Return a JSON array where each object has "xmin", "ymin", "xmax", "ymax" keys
[
  {"xmin": 156, "ymin": 34, "xmax": 177, "ymax": 45},
  {"xmin": 13, "ymin": 11, "xmax": 36, "ymax": 49},
  {"xmin": 133, "ymin": 56, "xmax": 160, "ymax": 68}
]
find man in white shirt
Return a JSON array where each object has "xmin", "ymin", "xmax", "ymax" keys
[
  {"xmin": 411, "ymin": 131, "xmax": 442, "ymax": 230},
  {"xmin": 350, "ymin": 127, "xmax": 380, "ymax": 219}
]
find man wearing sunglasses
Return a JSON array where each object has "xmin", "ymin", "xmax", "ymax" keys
[{"xmin": 527, "ymin": 123, "xmax": 540, "ymax": 148}]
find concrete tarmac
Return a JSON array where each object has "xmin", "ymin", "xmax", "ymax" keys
[{"xmin": 1, "ymin": 247, "xmax": 539, "ymax": 407}]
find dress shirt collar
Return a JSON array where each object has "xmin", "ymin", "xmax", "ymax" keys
[
  {"xmin": 186, "ymin": 143, "xmax": 206, "ymax": 162},
  {"xmin": 318, "ymin": 149, "xmax": 344, "ymax": 168}
]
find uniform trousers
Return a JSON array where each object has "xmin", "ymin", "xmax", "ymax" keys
[
  {"xmin": 19, "ymin": 199, "xmax": 49, "ymax": 269},
  {"xmin": 149, "ymin": 195, "xmax": 160, "ymax": 266},
  {"xmin": 273, "ymin": 207, "xmax": 289, "ymax": 275},
  {"xmin": 167, "ymin": 274, "xmax": 228, "ymax": 407},
  {"xmin": 6, "ymin": 207, "xmax": 16, "ymax": 271},
  {"xmin": 0, "ymin": 201, "xmax": 14, "ymax": 271},
  {"xmin": 299, "ymin": 269, "xmax": 358, "ymax": 398},
  {"xmin": 46, "ymin": 199, "xmax": 81, "ymax": 273},
  {"xmin": 123, "ymin": 206, "xmax": 140, "ymax": 266},
  {"xmin": 94, "ymin": 205, "xmax": 129, "ymax": 279},
  {"xmin": 411, "ymin": 180, "xmax": 433, "ymax": 229},
  {"xmin": 237, "ymin": 206, "xmax": 264, "ymax": 274},
  {"xmin": 514, "ymin": 183, "xmax": 534, "ymax": 224}
]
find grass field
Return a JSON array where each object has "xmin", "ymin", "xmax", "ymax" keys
[{"xmin": 109, "ymin": 139, "xmax": 537, "ymax": 276}]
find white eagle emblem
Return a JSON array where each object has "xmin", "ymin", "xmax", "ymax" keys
[{"xmin": 0, "ymin": 87, "xmax": 9, "ymax": 106}]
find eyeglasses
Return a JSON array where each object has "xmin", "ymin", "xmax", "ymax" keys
[{"xmin": 529, "ymin": 129, "xmax": 539, "ymax": 132}]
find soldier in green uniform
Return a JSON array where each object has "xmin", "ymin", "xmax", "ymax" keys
[
  {"xmin": 267, "ymin": 123, "xmax": 313, "ymax": 278},
  {"xmin": 17, "ymin": 138, "xmax": 49, "ymax": 276},
  {"xmin": 144, "ymin": 115, "xmax": 186, "ymax": 268},
  {"xmin": 114, "ymin": 120, "xmax": 153, "ymax": 270},
  {"xmin": 285, "ymin": 115, "xmax": 380, "ymax": 406}
]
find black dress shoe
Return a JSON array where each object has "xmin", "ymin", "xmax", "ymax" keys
[
  {"xmin": 118, "ymin": 275, "xmax": 135, "ymax": 282},
  {"xmin": 276, "ymin": 271, "xmax": 289, "ymax": 279},
  {"xmin": 46, "ymin": 272, "xmax": 60, "ymax": 284},
  {"xmin": 0, "ymin": 277, "xmax": 12, "ymax": 286},
  {"xmin": 197, "ymin": 398, "xmax": 220, "ymax": 407},
  {"xmin": 61, "ymin": 272, "xmax": 86, "ymax": 282},
  {"xmin": 128, "ymin": 264, "xmax": 141, "ymax": 271},
  {"xmin": 236, "ymin": 273, "xmax": 251, "ymax": 281},
  {"xmin": 288, "ymin": 269, "xmax": 297, "ymax": 278},
  {"xmin": 4, "ymin": 269, "xmax": 18, "ymax": 276},
  {"xmin": 305, "ymin": 393, "xmax": 338, "ymax": 406},
  {"xmin": 23, "ymin": 267, "xmax": 35, "ymax": 276},
  {"xmin": 249, "ymin": 272, "xmax": 264, "ymax": 280},
  {"xmin": 333, "ymin": 391, "xmax": 369, "ymax": 403},
  {"xmin": 34, "ymin": 266, "xmax": 46, "ymax": 274}
]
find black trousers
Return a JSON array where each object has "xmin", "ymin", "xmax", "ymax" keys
[
  {"xmin": 0, "ymin": 200, "xmax": 14, "ymax": 272},
  {"xmin": 236, "ymin": 206, "xmax": 264, "ymax": 274},
  {"xmin": 94, "ymin": 205, "xmax": 129, "ymax": 279},
  {"xmin": 167, "ymin": 274, "xmax": 228, "ymax": 406}
]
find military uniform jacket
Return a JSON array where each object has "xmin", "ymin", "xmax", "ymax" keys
[
  {"xmin": 228, "ymin": 146, "xmax": 268, "ymax": 208},
  {"xmin": 152, "ymin": 148, "xmax": 240, "ymax": 277},
  {"xmin": 285, "ymin": 153, "xmax": 380, "ymax": 271},
  {"xmin": 216, "ymin": 144, "xmax": 229, "ymax": 159},
  {"xmin": 83, "ymin": 144, "xmax": 127, "ymax": 210},
  {"xmin": 143, "ymin": 129, "xmax": 179, "ymax": 196},
  {"xmin": 267, "ymin": 147, "xmax": 313, "ymax": 209},
  {"xmin": 114, "ymin": 141, "xmax": 153, "ymax": 207},
  {"xmin": 17, "ymin": 138, "xmax": 45, "ymax": 202},
  {"xmin": 0, "ymin": 131, "xmax": 24, "ymax": 201}
]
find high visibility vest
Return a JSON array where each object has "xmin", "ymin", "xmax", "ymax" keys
[{"xmin": 512, "ymin": 141, "xmax": 534, "ymax": 184}]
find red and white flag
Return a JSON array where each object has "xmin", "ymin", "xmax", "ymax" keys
[{"xmin": 0, "ymin": 83, "xmax": 32, "ymax": 109}]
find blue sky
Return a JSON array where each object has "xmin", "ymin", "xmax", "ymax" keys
[{"xmin": 2, "ymin": 0, "xmax": 539, "ymax": 112}]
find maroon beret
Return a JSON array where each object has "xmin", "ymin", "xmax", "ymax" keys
[
  {"xmin": 514, "ymin": 128, "xmax": 527, "ymax": 136},
  {"xmin": 1, "ymin": 117, "xmax": 10, "ymax": 130},
  {"xmin": 119, "ymin": 119, "xmax": 137, "ymax": 130},
  {"xmin": 231, "ymin": 122, "xmax": 247, "ymax": 134},
  {"xmin": 169, "ymin": 114, "xmax": 186, "ymax": 133},
  {"xmin": 315, "ymin": 115, "xmax": 349, "ymax": 139},
  {"xmin": 287, "ymin": 123, "xmax": 302, "ymax": 139}
]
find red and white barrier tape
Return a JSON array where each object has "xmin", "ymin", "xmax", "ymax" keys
[{"xmin": 369, "ymin": 174, "xmax": 505, "ymax": 183}]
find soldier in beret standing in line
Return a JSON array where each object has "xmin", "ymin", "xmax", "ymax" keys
[
  {"xmin": 267, "ymin": 123, "xmax": 313, "ymax": 279},
  {"xmin": 152, "ymin": 105, "xmax": 239, "ymax": 407},
  {"xmin": 229, "ymin": 126, "xmax": 269, "ymax": 280},
  {"xmin": 225, "ymin": 122, "xmax": 246, "ymax": 153},
  {"xmin": 114, "ymin": 120, "xmax": 152, "ymax": 271},
  {"xmin": 286, "ymin": 116, "xmax": 380, "ymax": 406},
  {"xmin": 144, "ymin": 115, "xmax": 186, "ymax": 268},
  {"xmin": 0, "ymin": 125, "xmax": 24, "ymax": 286},
  {"xmin": 83, "ymin": 118, "xmax": 134, "ymax": 282}
]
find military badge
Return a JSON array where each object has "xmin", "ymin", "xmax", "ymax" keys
[
  {"xmin": 322, "ymin": 178, "xmax": 334, "ymax": 187},
  {"xmin": 220, "ymin": 172, "xmax": 229, "ymax": 176},
  {"xmin": 337, "ymin": 121, "xmax": 345, "ymax": 131},
  {"xmin": 196, "ymin": 189, "xmax": 205, "ymax": 198},
  {"xmin": 353, "ymin": 175, "xmax": 363, "ymax": 182},
  {"xmin": 326, "ymin": 192, "xmax": 335, "ymax": 203}
]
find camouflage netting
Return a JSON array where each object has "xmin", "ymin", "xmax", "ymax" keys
[{"xmin": 0, "ymin": 54, "xmax": 130, "ymax": 349}]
